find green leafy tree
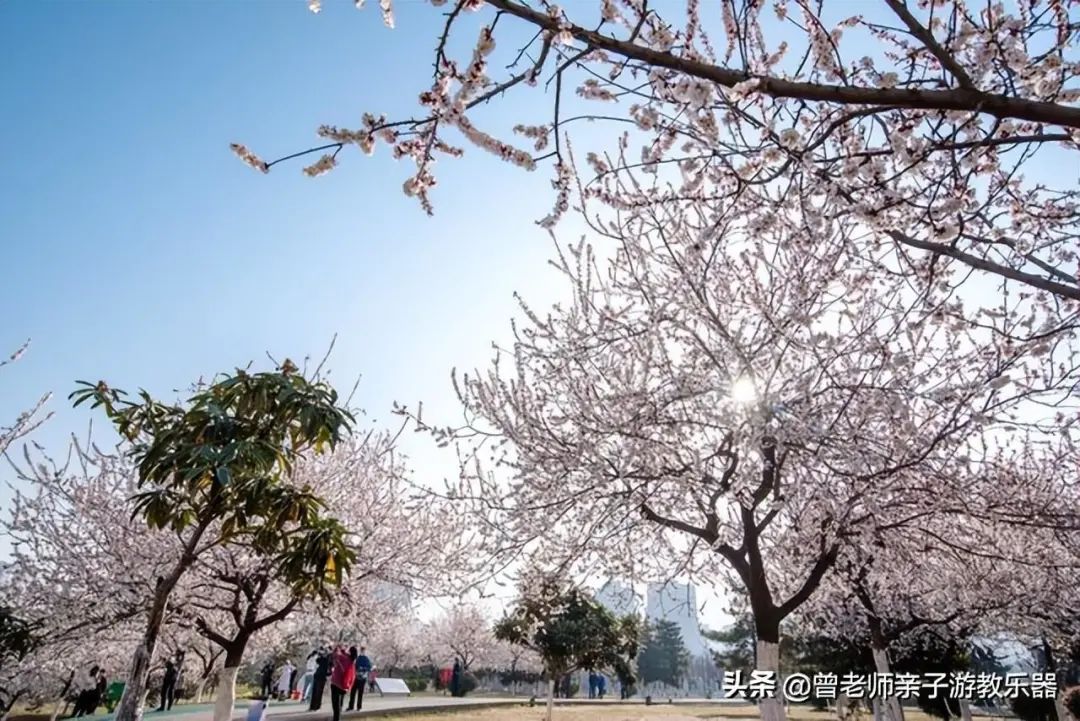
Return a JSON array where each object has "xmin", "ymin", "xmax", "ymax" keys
[
  {"xmin": 494, "ymin": 575, "xmax": 640, "ymax": 721},
  {"xmin": 70, "ymin": 360, "xmax": 354, "ymax": 721},
  {"xmin": 0, "ymin": 605, "xmax": 39, "ymax": 718},
  {"xmin": 702, "ymin": 616, "xmax": 755, "ymax": 676},
  {"xmin": 638, "ymin": 620, "xmax": 690, "ymax": 688}
]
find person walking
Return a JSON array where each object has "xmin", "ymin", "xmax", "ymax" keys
[
  {"xmin": 597, "ymin": 674, "xmax": 607, "ymax": 699},
  {"xmin": 259, "ymin": 661, "xmax": 274, "ymax": 699},
  {"xmin": 308, "ymin": 647, "xmax": 330, "ymax": 711},
  {"xmin": 347, "ymin": 647, "xmax": 372, "ymax": 711},
  {"xmin": 302, "ymin": 650, "xmax": 318, "ymax": 701},
  {"xmin": 158, "ymin": 659, "xmax": 179, "ymax": 712},
  {"xmin": 588, "ymin": 672, "xmax": 597, "ymax": 699},
  {"xmin": 275, "ymin": 660, "xmax": 295, "ymax": 701},
  {"xmin": 328, "ymin": 645, "xmax": 356, "ymax": 721}
]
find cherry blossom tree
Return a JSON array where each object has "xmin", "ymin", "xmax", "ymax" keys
[
  {"xmin": 238, "ymin": 0, "xmax": 1080, "ymax": 305},
  {"xmin": 796, "ymin": 432, "xmax": 1080, "ymax": 721},
  {"xmin": 177, "ymin": 426, "xmax": 467, "ymax": 721},
  {"xmin": 1, "ymin": 340, "xmax": 51, "ymax": 457},
  {"xmin": 363, "ymin": 614, "xmax": 421, "ymax": 677},
  {"xmin": 428, "ymin": 603, "xmax": 497, "ymax": 671},
  {"xmin": 1, "ymin": 440, "xmax": 179, "ymax": 655},
  {"xmin": 2, "ymin": 405, "xmax": 471, "ymax": 721},
  {"xmin": 396, "ymin": 172, "xmax": 1078, "ymax": 721},
  {"xmin": 0, "ymin": 439, "xmax": 188, "ymax": 719},
  {"xmin": 801, "ymin": 525, "xmax": 1022, "ymax": 721}
]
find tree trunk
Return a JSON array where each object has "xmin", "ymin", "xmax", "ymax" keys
[
  {"xmin": 1, "ymin": 690, "xmax": 25, "ymax": 721},
  {"xmin": 546, "ymin": 678, "xmax": 555, "ymax": 721},
  {"xmin": 211, "ymin": 640, "xmax": 249, "ymax": 721},
  {"xmin": 115, "ymin": 560, "xmax": 195, "ymax": 721},
  {"xmin": 870, "ymin": 645, "xmax": 905, "ymax": 721},
  {"xmin": 756, "ymin": 639, "xmax": 786, "ymax": 721},
  {"xmin": 213, "ymin": 668, "xmax": 240, "ymax": 721},
  {"xmin": 958, "ymin": 698, "xmax": 973, "ymax": 721},
  {"xmin": 836, "ymin": 693, "xmax": 849, "ymax": 721},
  {"xmin": 1054, "ymin": 691, "xmax": 1069, "ymax": 721},
  {"xmin": 49, "ymin": 670, "xmax": 76, "ymax": 721}
]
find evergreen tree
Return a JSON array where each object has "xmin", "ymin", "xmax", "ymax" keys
[
  {"xmin": 638, "ymin": 620, "xmax": 690, "ymax": 687},
  {"xmin": 702, "ymin": 616, "xmax": 755, "ymax": 676}
]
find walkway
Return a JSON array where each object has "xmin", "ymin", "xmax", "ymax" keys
[{"xmin": 119, "ymin": 695, "xmax": 748, "ymax": 721}]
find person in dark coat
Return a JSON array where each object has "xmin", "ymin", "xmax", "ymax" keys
[
  {"xmin": 71, "ymin": 665, "xmax": 99, "ymax": 717},
  {"xmin": 89, "ymin": 669, "xmax": 107, "ymax": 715},
  {"xmin": 449, "ymin": 659, "xmax": 462, "ymax": 697},
  {"xmin": 158, "ymin": 659, "xmax": 179, "ymax": 711},
  {"xmin": 308, "ymin": 646, "xmax": 330, "ymax": 711},
  {"xmin": 258, "ymin": 662, "xmax": 274, "ymax": 700}
]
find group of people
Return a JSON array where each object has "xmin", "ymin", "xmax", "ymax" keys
[
  {"xmin": 301, "ymin": 645, "xmax": 374, "ymax": 721},
  {"xmin": 69, "ymin": 666, "xmax": 108, "ymax": 717},
  {"xmin": 252, "ymin": 644, "xmax": 377, "ymax": 721},
  {"xmin": 259, "ymin": 659, "xmax": 297, "ymax": 701}
]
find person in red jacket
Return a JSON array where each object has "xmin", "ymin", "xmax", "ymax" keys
[{"xmin": 328, "ymin": 645, "xmax": 356, "ymax": 721}]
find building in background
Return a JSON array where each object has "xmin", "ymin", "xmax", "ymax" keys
[
  {"xmin": 593, "ymin": 578, "xmax": 723, "ymax": 698},
  {"xmin": 596, "ymin": 579, "xmax": 641, "ymax": 618},
  {"xmin": 372, "ymin": 581, "xmax": 414, "ymax": 615}
]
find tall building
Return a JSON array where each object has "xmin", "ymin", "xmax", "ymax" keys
[
  {"xmin": 645, "ymin": 582, "xmax": 714, "ymax": 659},
  {"xmin": 592, "ymin": 578, "xmax": 723, "ymax": 698},
  {"xmin": 372, "ymin": 581, "xmax": 414, "ymax": 615},
  {"xmin": 596, "ymin": 579, "xmax": 641, "ymax": 618}
]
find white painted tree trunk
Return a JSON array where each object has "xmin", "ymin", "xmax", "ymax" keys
[
  {"xmin": 958, "ymin": 698, "xmax": 973, "ymax": 721},
  {"xmin": 872, "ymin": 647, "xmax": 905, "ymax": 721},
  {"xmin": 114, "ymin": 634, "xmax": 154, "ymax": 721},
  {"xmin": 546, "ymin": 678, "xmax": 555, "ymax": 721},
  {"xmin": 213, "ymin": 668, "xmax": 240, "ymax": 721},
  {"xmin": 757, "ymin": 640, "xmax": 786, "ymax": 721},
  {"xmin": 837, "ymin": 693, "xmax": 849, "ymax": 721}
]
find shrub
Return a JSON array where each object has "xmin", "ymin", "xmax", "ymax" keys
[
  {"xmin": 405, "ymin": 678, "xmax": 428, "ymax": 693},
  {"xmin": 451, "ymin": 672, "xmax": 478, "ymax": 697},
  {"xmin": 500, "ymin": 669, "xmax": 542, "ymax": 686}
]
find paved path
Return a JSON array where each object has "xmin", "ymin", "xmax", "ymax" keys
[{"xmin": 119, "ymin": 695, "xmax": 748, "ymax": 721}]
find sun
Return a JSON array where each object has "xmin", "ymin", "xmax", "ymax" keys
[{"xmin": 729, "ymin": 376, "xmax": 758, "ymax": 404}]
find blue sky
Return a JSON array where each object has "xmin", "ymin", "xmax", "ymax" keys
[
  {"xmin": 0, "ymin": 0, "xmax": 740, "ymax": 627},
  {"xmin": 0, "ymin": 0, "xmax": 566, "ymax": 465}
]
